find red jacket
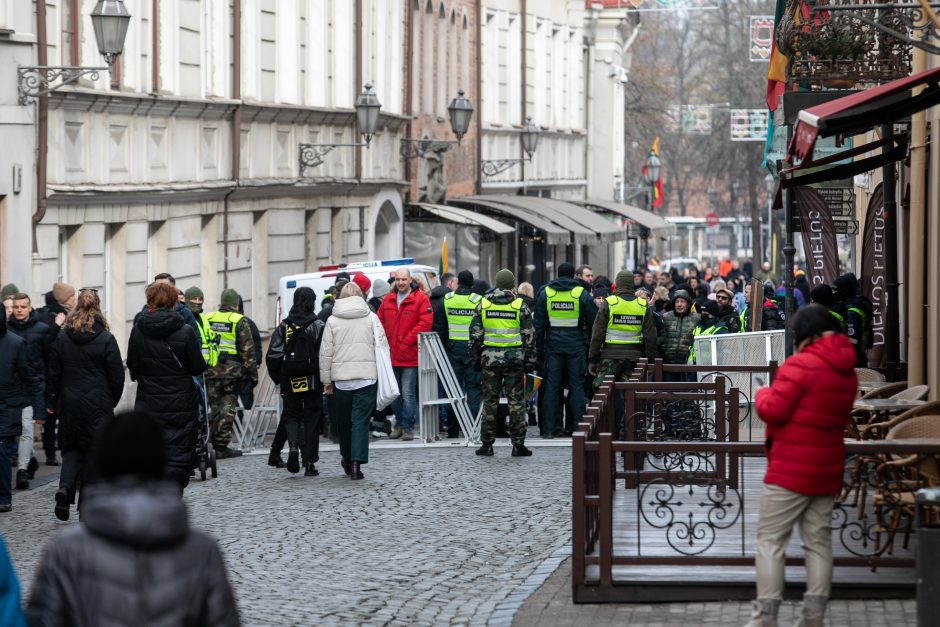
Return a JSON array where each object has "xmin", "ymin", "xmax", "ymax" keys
[
  {"xmin": 376, "ymin": 286, "xmax": 433, "ymax": 367},
  {"xmin": 754, "ymin": 334, "xmax": 857, "ymax": 496}
]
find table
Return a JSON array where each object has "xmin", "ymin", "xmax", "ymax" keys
[
  {"xmin": 857, "ymin": 381, "xmax": 888, "ymax": 393},
  {"xmin": 853, "ymin": 398, "xmax": 927, "ymax": 412}
]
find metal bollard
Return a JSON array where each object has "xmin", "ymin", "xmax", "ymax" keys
[{"xmin": 916, "ymin": 487, "xmax": 940, "ymax": 627}]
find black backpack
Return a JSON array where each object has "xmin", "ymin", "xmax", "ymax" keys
[{"xmin": 281, "ymin": 320, "xmax": 317, "ymax": 377}]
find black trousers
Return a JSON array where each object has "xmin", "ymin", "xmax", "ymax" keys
[
  {"xmin": 42, "ymin": 413, "xmax": 58, "ymax": 454},
  {"xmin": 59, "ymin": 449, "xmax": 96, "ymax": 508},
  {"xmin": 283, "ymin": 392, "xmax": 322, "ymax": 465}
]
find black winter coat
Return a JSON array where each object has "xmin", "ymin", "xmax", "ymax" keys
[
  {"xmin": 0, "ymin": 318, "xmax": 40, "ymax": 438},
  {"xmin": 36, "ymin": 291, "xmax": 68, "ymax": 341},
  {"xmin": 127, "ymin": 310, "xmax": 206, "ymax": 476},
  {"xmin": 265, "ymin": 312, "xmax": 324, "ymax": 394},
  {"xmin": 47, "ymin": 321, "xmax": 125, "ymax": 452},
  {"xmin": 26, "ymin": 481, "xmax": 240, "ymax": 627},
  {"xmin": 6, "ymin": 310, "xmax": 52, "ymax": 418}
]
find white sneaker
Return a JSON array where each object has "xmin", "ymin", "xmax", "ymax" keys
[{"xmin": 371, "ymin": 430, "xmax": 387, "ymax": 439}]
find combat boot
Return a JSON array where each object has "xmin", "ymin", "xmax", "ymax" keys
[
  {"xmin": 268, "ymin": 451, "xmax": 286, "ymax": 468},
  {"xmin": 743, "ymin": 597, "xmax": 780, "ymax": 627},
  {"xmin": 511, "ymin": 444, "xmax": 533, "ymax": 457},
  {"xmin": 15, "ymin": 469, "xmax": 28, "ymax": 490},
  {"xmin": 286, "ymin": 445, "xmax": 300, "ymax": 474},
  {"xmin": 475, "ymin": 443, "xmax": 494, "ymax": 456},
  {"xmin": 54, "ymin": 488, "xmax": 70, "ymax": 521},
  {"xmin": 795, "ymin": 594, "xmax": 827, "ymax": 627},
  {"xmin": 304, "ymin": 462, "xmax": 319, "ymax": 477}
]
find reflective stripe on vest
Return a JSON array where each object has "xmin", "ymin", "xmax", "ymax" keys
[
  {"xmin": 197, "ymin": 313, "xmax": 220, "ymax": 367},
  {"xmin": 443, "ymin": 291, "xmax": 482, "ymax": 341},
  {"xmin": 604, "ymin": 296, "xmax": 645, "ymax": 344},
  {"xmin": 481, "ymin": 297, "xmax": 523, "ymax": 347},
  {"xmin": 545, "ymin": 285, "xmax": 583, "ymax": 328},
  {"xmin": 206, "ymin": 311, "xmax": 244, "ymax": 355},
  {"xmin": 738, "ymin": 307, "xmax": 747, "ymax": 333},
  {"xmin": 829, "ymin": 309, "xmax": 847, "ymax": 332},
  {"xmin": 688, "ymin": 324, "xmax": 723, "ymax": 363}
]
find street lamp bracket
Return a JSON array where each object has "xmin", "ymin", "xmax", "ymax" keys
[
  {"xmin": 17, "ymin": 66, "xmax": 108, "ymax": 105},
  {"xmin": 481, "ymin": 158, "xmax": 531, "ymax": 177},
  {"xmin": 298, "ymin": 143, "xmax": 367, "ymax": 175},
  {"xmin": 400, "ymin": 137, "xmax": 460, "ymax": 161}
]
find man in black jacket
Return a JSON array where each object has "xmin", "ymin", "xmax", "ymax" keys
[
  {"xmin": 266, "ymin": 287, "xmax": 325, "ymax": 476},
  {"xmin": 35, "ymin": 282, "xmax": 76, "ymax": 465},
  {"xmin": 0, "ymin": 313, "xmax": 41, "ymax": 512},
  {"xmin": 27, "ymin": 411, "xmax": 239, "ymax": 625},
  {"xmin": 7, "ymin": 294, "xmax": 50, "ymax": 487}
]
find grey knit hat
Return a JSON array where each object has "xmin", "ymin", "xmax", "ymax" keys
[{"xmin": 371, "ymin": 278, "xmax": 390, "ymax": 299}]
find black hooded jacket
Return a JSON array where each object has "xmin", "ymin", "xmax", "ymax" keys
[
  {"xmin": 7, "ymin": 310, "xmax": 52, "ymax": 417},
  {"xmin": 127, "ymin": 310, "xmax": 206, "ymax": 474},
  {"xmin": 27, "ymin": 481, "xmax": 240, "ymax": 627},
  {"xmin": 0, "ymin": 315, "xmax": 41, "ymax": 438},
  {"xmin": 47, "ymin": 320, "xmax": 125, "ymax": 452},
  {"xmin": 266, "ymin": 301, "xmax": 324, "ymax": 395},
  {"xmin": 36, "ymin": 291, "xmax": 68, "ymax": 340}
]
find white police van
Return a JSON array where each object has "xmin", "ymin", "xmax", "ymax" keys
[{"xmin": 276, "ymin": 258, "xmax": 440, "ymax": 321}]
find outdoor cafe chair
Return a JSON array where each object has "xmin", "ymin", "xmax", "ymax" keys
[
  {"xmin": 855, "ymin": 368, "xmax": 886, "ymax": 384},
  {"xmin": 858, "ymin": 400, "xmax": 940, "ymax": 441}
]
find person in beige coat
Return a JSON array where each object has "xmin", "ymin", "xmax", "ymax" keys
[{"xmin": 319, "ymin": 283, "xmax": 388, "ymax": 480}]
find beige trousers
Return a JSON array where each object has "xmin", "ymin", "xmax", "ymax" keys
[{"xmin": 755, "ymin": 483, "xmax": 834, "ymax": 600}]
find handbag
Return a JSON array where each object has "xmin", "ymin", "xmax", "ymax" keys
[{"xmin": 371, "ymin": 314, "xmax": 399, "ymax": 411}]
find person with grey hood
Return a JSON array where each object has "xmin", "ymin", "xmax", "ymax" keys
[
  {"xmin": 27, "ymin": 411, "xmax": 240, "ymax": 626},
  {"xmin": 660, "ymin": 289, "xmax": 700, "ymax": 373}
]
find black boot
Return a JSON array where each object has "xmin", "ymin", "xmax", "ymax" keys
[
  {"xmin": 15, "ymin": 469, "xmax": 28, "ymax": 490},
  {"xmin": 475, "ymin": 443, "xmax": 494, "ymax": 456},
  {"xmin": 45, "ymin": 451, "xmax": 59, "ymax": 466},
  {"xmin": 511, "ymin": 444, "xmax": 533, "ymax": 457},
  {"xmin": 340, "ymin": 458, "xmax": 352, "ymax": 476},
  {"xmin": 54, "ymin": 488, "xmax": 70, "ymax": 521},
  {"xmin": 286, "ymin": 446, "xmax": 300, "ymax": 474},
  {"xmin": 304, "ymin": 462, "xmax": 319, "ymax": 477},
  {"xmin": 349, "ymin": 461, "xmax": 364, "ymax": 480},
  {"xmin": 268, "ymin": 451, "xmax": 286, "ymax": 468},
  {"xmin": 27, "ymin": 456, "xmax": 39, "ymax": 480}
]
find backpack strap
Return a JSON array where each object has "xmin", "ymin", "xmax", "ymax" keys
[{"xmin": 285, "ymin": 319, "xmax": 317, "ymax": 353}]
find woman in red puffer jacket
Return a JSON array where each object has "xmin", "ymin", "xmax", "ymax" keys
[{"xmin": 747, "ymin": 304, "xmax": 857, "ymax": 627}]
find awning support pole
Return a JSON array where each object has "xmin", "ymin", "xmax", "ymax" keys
[
  {"xmin": 883, "ymin": 123, "xmax": 902, "ymax": 374},
  {"xmin": 783, "ymin": 126, "xmax": 796, "ymax": 357}
]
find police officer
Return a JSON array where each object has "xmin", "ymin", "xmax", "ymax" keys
[
  {"xmin": 204, "ymin": 289, "xmax": 258, "ymax": 458},
  {"xmin": 688, "ymin": 300, "xmax": 730, "ymax": 364},
  {"xmin": 434, "ymin": 270, "xmax": 483, "ymax": 438},
  {"xmin": 810, "ymin": 284, "xmax": 847, "ymax": 332},
  {"xmin": 533, "ymin": 262, "xmax": 596, "ymax": 438},
  {"xmin": 185, "ymin": 287, "xmax": 219, "ymax": 368},
  {"xmin": 469, "ymin": 269, "xmax": 537, "ymax": 458},
  {"xmin": 833, "ymin": 273, "xmax": 873, "ymax": 367},
  {"xmin": 587, "ymin": 269, "xmax": 657, "ymax": 436}
]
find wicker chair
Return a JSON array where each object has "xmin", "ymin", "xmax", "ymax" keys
[
  {"xmin": 855, "ymin": 368, "xmax": 886, "ymax": 383},
  {"xmin": 859, "ymin": 401, "xmax": 940, "ymax": 440},
  {"xmin": 859, "ymin": 381, "xmax": 907, "ymax": 400},
  {"xmin": 870, "ymin": 416, "xmax": 940, "ymax": 555},
  {"xmin": 891, "ymin": 384, "xmax": 929, "ymax": 401}
]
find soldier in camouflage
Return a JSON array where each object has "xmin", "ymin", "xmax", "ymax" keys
[
  {"xmin": 204, "ymin": 289, "xmax": 258, "ymax": 458},
  {"xmin": 469, "ymin": 269, "xmax": 537, "ymax": 457},
  {"xmin": 588, "ymin": 268, "xmax": 657, "ymax": 436}
]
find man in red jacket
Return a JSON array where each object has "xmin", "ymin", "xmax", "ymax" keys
[
  {"xmin": 377, "ymin": 268, "xmax": 433, "ymax": 440},
  {"xmin": 749, "ymin": 304, "xmax": 857, "ymax": 627}
]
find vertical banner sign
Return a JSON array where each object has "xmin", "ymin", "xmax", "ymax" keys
[
  {"xmin": 793, "ymin": 187, "xmax": 840, "ymax": 287},
  {"xmin": 861, "ymin": 185, "xmax": 885, "ymax": 368},
  {"xmin": 730, "ymin": 109, "xmax": 769, "ymax": 141},
  {"xmin": 749, "ymin": 16, "xmax": 774, "ymax": 61}
]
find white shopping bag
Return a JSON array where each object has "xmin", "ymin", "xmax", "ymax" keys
[{"xmin": 371, "ymin": 314, "xmax": 399, "ymax": 411}]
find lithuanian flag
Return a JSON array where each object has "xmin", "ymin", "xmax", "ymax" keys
[{"xmin": 439, "ymin": 237, "xmax": 448, "ymax": 275}]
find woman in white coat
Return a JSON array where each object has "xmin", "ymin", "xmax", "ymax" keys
[{"xmin": 319, "ymin": 283, "xmax": 388, "ymax": 480}]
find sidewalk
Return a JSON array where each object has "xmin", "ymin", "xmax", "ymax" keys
[{"xmin": 510, "ymin": 558, "xmax": 917, "ymax": 627}]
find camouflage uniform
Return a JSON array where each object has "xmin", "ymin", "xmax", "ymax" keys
[
  {"xmin": 469, "ymin": 289, "xmax": 537, "ymax": 446},
  {"xmin": 205, "ymin": 308, "xmax": 258, "ymax": 449}
]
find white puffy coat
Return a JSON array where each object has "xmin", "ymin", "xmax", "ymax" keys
[{"xmin": 319, "ymin": 296, "xmax": 387, "ymax": 384}]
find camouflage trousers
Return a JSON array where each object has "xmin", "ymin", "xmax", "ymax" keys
[
  {"xmin": 206, "ymin": 377, "xmax": 239, "ymax": 448},
  {"xmin": 480, "ymin": 366, "xmax": 527, "ymax": 446},
  {"xmin": 591, "ymin": 358, "xmax": 637, "ymax": 437}
]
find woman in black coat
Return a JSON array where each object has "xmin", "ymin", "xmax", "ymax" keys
[
  {"xmin": 127, "ymin": 282, "xmax": 207, "ymax": 490},
  {"xmin": 46, "ymin": 289, "xmax": 124, "ymax": 521}
]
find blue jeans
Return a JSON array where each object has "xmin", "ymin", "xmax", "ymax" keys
[
  {"xmin": 391, "ymin": 367, "xmax": 418, "ymax": 432},
  {"xmin": 0, "ymin": 437, "xmax": 16, "ymax": 506}
]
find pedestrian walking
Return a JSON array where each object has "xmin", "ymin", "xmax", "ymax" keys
[
  {"xmin": 34, "ymin": 281, "xmax": 76, "ymax": 465},
  {"xmin": 748, "ymin": 305, "xmax": 856, "ymax": 627},
  {"xmin": 1, "ymin": 284, "xmax": 18, "ymax": 321},
  {"xmin": 6, "ymin": 293, "xmax": 50, "ymax": 490},
  {"xmin": 0, "ymin": 312, "xmax": 41, "ymax": 513},
  {"xmin": 376, "ymin": 267, "xmax": 433, "ymax": 440},
  {"xmin": 660, "ymin": 289, "xmax": 700, "ymax": 372},
  {"xmin": 26, "ymin": 411, "xmax": 240, "ymax": 627},
  {"xmin": 46, "ymin": 289, "xmax": 124, "ymax": 521},
  {"xmin": 832, "ymin": 273, "xmax": 874, "ymax": 367},
  {"xmin": 127, "ymin": 282, "xmax": 207, "ymax": 490},
  {"xmin": 204, "ymin": 289, "xmax": 258, "ymax": 458},
  {"xmin": 534, "ymin": 262, "xmax": 597, "ymax": 438},
  {"xmin": 185, "ymin": 286, "xmax": 220, "ymax": 367},
  {"xmin": 145, "ymin": 273, "xmax": 201, "ymax": 336},
  {"xmin": 434, "ymin": 270, "xmax": 484, "ymax": 438},
  {"xmin": 320, "ymin": 283, "xmax": 386, "ymax": 480},
  {"xmin": 470, "ymin": 268, "xmax": 537, "ymax": 458},
  {"xmin": 266, "ymin": 287, "xmax": 325, "ymax": 476},
  {"xmin": 368, "ymin": 278, "xmax": 389, "ymax": 314},
  {"xmin": 587, "ymin": 269, "xmax": 657, "ymax": 436},
  {"xmin": 236, "ymin": 296, "xmax": 263, "ymax": 412}
]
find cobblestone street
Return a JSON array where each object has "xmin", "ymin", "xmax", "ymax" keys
[{"xmin": 4, "ymin": 443, "xmax": 572, "ymax": 626}]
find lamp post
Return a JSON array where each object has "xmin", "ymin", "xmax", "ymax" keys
[
  {"xmin": 299, "ymin": 83, "xmax": 382, "ymax": 174},
  {"xmin": 763, "ymin": 172, "xmax": 775, "ymax": 266},
  {"xmin": 400, "ymin": 90, "xmax": 474, "ymax": 160},
  {"xmin": 18, "ymin": 0, "xmax": 131, "ymax": 105},
  {"xmin": 481, "ymin": 116, "xmax": 541, "ymax": 176},
  {"xmin": 640, "ymin": 151, "xmax": 662, "ymax": 262},
  {"xmin": 730, "ymin": 179, "xmax": 741, "ymax": 260}
]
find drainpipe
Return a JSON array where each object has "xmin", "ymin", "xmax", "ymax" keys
[
  {"xmin": 31, "ymin": 0, "xmax": 49, "ymax": 255},
  {"xmin": 405, "ymin": 0, "xmax": 415, "ymax": 200},
  {"xmin": 907, "ymin": 39, "xmax": 927, "ymax": 385},
  {"xmin": 882, "ymin": 123, "xmax": 901, "ymax": 373},
  {"xmin": 355, "ymin": 0, "xmax": 363, "ymax": 182},
  {"xmin": 519, "ymin": 0, "xmax": 527, "ymax": 191},
  {"xmin": 224, "ymin": 0, "xmax": 243, "ymax": 289},
  {"xmin": 475, "ymin": 0, "xmax": 482, "ymax": 195}
]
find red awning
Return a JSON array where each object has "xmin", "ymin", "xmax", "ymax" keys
[{"xmin": 788, "ymin": 66, "xmax": 940, "ymax": 163}]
